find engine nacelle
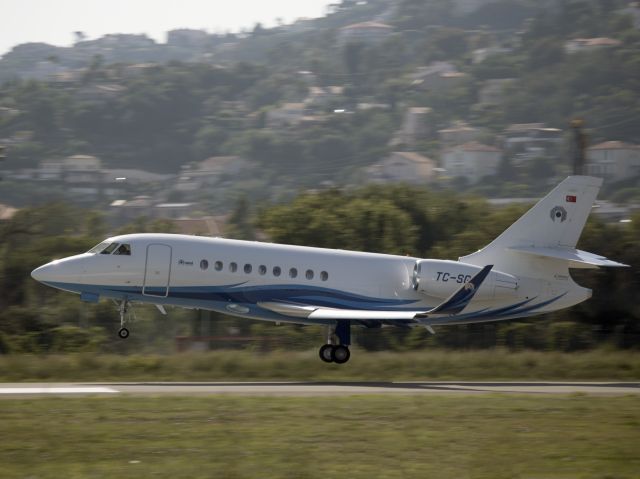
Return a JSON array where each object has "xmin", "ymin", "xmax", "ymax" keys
[{"xmin": 412, "ymin": 259, "xmax": 518, "ymax": 300}]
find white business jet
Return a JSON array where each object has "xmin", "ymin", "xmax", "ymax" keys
[{"xmin": 31, "ymin": 176, "xmax": 627, "ymax": 363}]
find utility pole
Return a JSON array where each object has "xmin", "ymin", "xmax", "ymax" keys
[
  {"xmin": 570, "ymin": 119, "xmax": 587, "ymax": 175},
  {"xmin": 0, "ymin": 145, "xmax": 5, "ymax": 181}
]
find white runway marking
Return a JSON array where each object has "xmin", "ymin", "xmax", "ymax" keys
[{"xmin": 0, "ymin": 386, "xmax": 118, "ymax": 394}]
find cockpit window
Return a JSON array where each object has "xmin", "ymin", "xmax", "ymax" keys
[
  {"xmin": 87, "ymin": 241, "xmax": 110, "ymax": 254},
  {"xmin": 100, "ymin": 243, "xmax": 119, "ymax": 255},
  {"xmin": 113, "ymin": 244, "xmax": 131, "ymax": 256}
]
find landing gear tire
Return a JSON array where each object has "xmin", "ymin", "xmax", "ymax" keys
[
  {"xmin": 332, "ymin": 345, "xmax": 350, "ymax": 364},
  {"xmin": 319, "ymin": 344, "xmax": 334, "ymax": 363},
  {"xmin": 118, "ymin": 328, "xmax": 130, "ymax": 339}
]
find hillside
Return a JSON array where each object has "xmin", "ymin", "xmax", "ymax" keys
[{"xmin": 1, "ymin": 0, "xmax": 639, "ymax": 206}]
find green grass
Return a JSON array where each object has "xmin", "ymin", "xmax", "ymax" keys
[
  {"xmin": 1, "ymin": 395, "xmax": 639, "ymax": 478},
  {"xmin": 0, "ymin": 349, "xmax": 639, "ymax": 381}
]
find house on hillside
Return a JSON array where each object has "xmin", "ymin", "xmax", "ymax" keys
[
  {"xmin": 167, "ymin": 29, "xmax": 209, "ymax": 48},
  {"xmin": 438, "ymin": 121, "xmax": 481, "ymax": 146},
  {"xmin": 441, "ymin": 142, "xmax": 502, "ymax": 183},
  {"xmin": 478, "ymin": 78, "xmax": 516, "ymax": 105},
  {"xmin": 503, "ymin": 123, "xmax": 563, "ymax": 163},
  {"xmin": 175, "ymin": 156, "xmax": 255, "ymax": 196},
  {"xmin": 410, "ymin": 62, "xmax": 468, "ymax": 92},
  {"xmin": 365, "ymin": 152, "xmax": 436, "ymax": 184},
  {"xmin": 586, "ymin": 141, "xmax": 640, "ymax": 181},
  {"xmin": 305, "ymin": 86, "xmax": 345, "ymax": 110},
  {"xmin": 565, "ymin": 37, "xmax": 621, "ymax": 54}
]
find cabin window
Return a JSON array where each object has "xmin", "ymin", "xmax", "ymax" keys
[
  {"xmin": 113, "ymin": 244, "xmax": 131, "ymax": 256},
  {"xmin": 273, "ymin": 266, "xmax": 281, "ymax": 277},
  {"xmin": 229, "ymin": 262, "xmax": 238, "ymax": 273},
  {"xmin": 101, "ymin": 243, "xmax": 119, "ymax": 255},
  {"xmin": 244, "ymin": 264, "xmax": 252, "ymax": 274},
  {"xmin": 289, "ymin": 267, "xmax": 298, "ymax": 278},
  {"xmin": 305, "ymin": 269, "xmax": 314, "ymax": 280},
  {"xmin": 258, "ymin": 265, "xmax": 267, "ymax": 275},
  {"xmin": 321, "ymin": 271, "xmax": 329, "ymax": 282},
  {"xmin": 200, "ymin": 259, "xmax": 209, "ymax": 270},
  {"xmin": 215, "ymin": 261, "xmax": 223, "ymax": 271}
]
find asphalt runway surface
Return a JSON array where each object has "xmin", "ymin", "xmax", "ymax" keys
[{"xmin": 0, "ymin": 381, "xmax": 639, "ymax": 397}]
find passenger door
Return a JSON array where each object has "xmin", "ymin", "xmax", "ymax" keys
[{"xmin": 143, "ymin": 244, "xmax": 172, "ymax": 297}]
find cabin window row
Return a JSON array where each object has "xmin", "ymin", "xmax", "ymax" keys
[{"xmin": 200, "ymin": 259, "xmax": 328, "ymax": 281}]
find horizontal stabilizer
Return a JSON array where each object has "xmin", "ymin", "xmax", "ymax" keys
[{"xmin": 509, "ymin": 246, "xmax": 629, "ymax": 269}]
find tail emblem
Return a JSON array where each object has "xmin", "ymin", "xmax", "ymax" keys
[{"xmin": 550, "ymin": 206, "xmax": 567, "ymax": 222}]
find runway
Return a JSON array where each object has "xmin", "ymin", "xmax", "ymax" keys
[{"xmin": 1, "ymin": 381, "xmax": 638, "ymax": 397}]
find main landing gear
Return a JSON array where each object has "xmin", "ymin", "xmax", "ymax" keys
[{"xmin": 319, "ymin": 321, "xmax": 351, "ymax": 364}]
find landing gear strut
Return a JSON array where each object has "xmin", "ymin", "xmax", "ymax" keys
[
  {"xmin": 117, "ymin": 299, "xmax": 132, "ymax": 339},
  {"xmin": 318, "ymin": 321, "xmax": 351, "ymax": 364}
]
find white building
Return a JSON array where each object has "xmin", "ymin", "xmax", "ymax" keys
[
  {"xmin": 586, "ymin": 141, "xmax": 640, "ymax": 181},
  {"xmin": 176, "ymin": 156, "xmax": 255, "ymax": 193},
  {"xmin": 442, "ymin": 142, "xmax": 502, "ymax": 183},
  {"xmin": 365, "ymin": 152, "xmax": 436, "ymax": 184},
  {"xmin": 266, "ymin": 103, "xmax": 307, "ymax": 127}
]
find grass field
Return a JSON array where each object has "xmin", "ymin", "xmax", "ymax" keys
[
  {"xmin": 1, "ymin": 394, "xmax": 638, "ymax": 479},
  {"xmin": 0, "ymin": 349, "xmax": 639, "ymax": 381}
]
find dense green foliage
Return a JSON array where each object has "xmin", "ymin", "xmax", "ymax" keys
[{"xmin": 1, "ymin": 349, "xmax": 639, "ymax": 381}]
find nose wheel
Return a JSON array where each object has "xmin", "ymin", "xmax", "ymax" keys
[
  {"xmin": 318, "ymin": 321, "xmax": 351, "ymax": 364},
  {"xmin": 118, "ymin": 328, "xmax": 130, "ymax": 339}
]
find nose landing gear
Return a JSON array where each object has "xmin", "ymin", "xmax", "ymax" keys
[
  {"xmin": 116, "ymin": 299, "xmax": 134, "ymax": 339},
  {"xmin": 318, "ymin": 321, "xmax": 351, "ymax": 364}
]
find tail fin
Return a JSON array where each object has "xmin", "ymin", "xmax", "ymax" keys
[{"xmin": 461, "ymin": 176, "xmax": 627, "ymax": 275}]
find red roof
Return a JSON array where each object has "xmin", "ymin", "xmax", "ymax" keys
[
  {"xmin": 458, "ymin": 141, "xmax": 502, "ymax": 152},
  {"xmin": 588, "ymin": 141, "xmax": 638, "ymax": 151},
  {"xmin": 341, "ymin": 21, "xmax": 393, "ymax": 30}
]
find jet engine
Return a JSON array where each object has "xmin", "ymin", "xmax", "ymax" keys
[{"xmin": 412, "ymin": 259, "xmax": 518, "ymax": 300}]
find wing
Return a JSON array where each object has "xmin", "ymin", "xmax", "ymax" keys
[{"xmin": 258, "ymin": 265, "xmax": 494, "ymax": 321}]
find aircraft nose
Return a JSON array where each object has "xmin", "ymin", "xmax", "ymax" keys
[
  {"xmin": 31, "ymin": 263, "xmax": 56, "ymax": 283},
  {"xmin": 31, "ymin": 257, "xmax": 82, "ymax": 285}
]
